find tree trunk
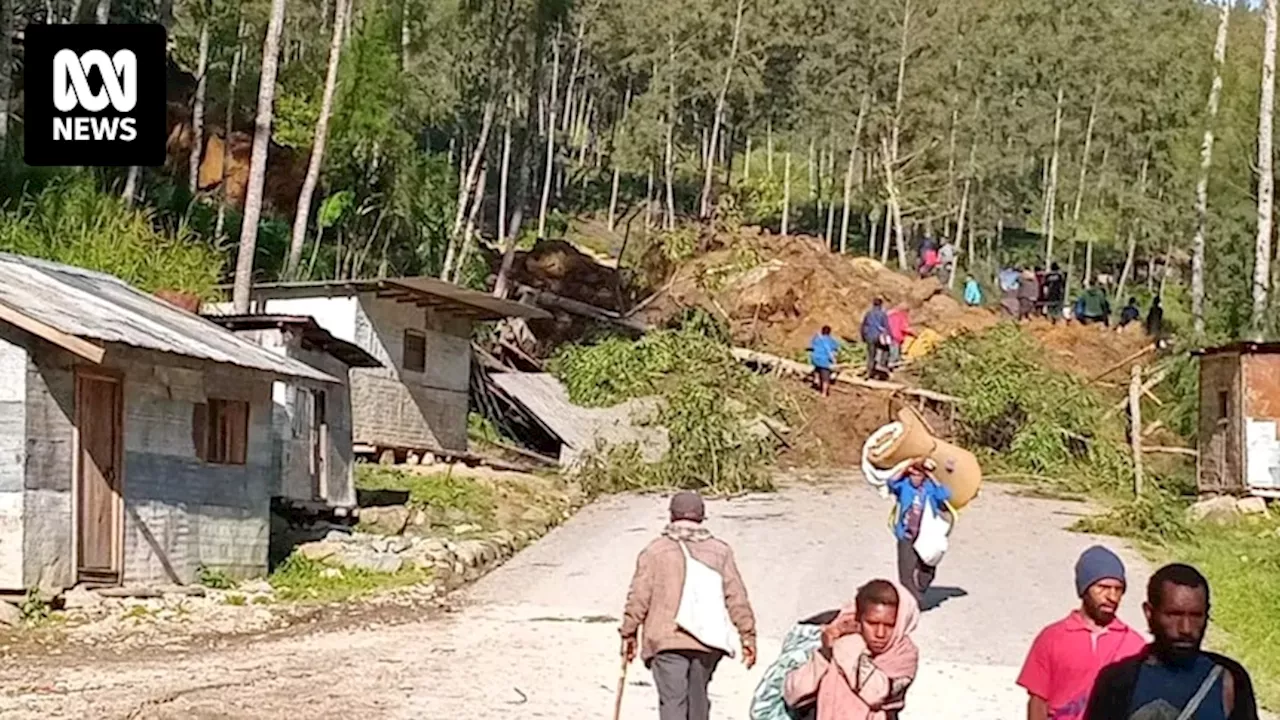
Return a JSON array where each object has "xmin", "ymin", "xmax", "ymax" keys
[
  {"xmin": 94, "ymin": 0, "xmax": 108, "ymax": 23},
  {"xmin": 825, "ymin": 148, "xmax": 837, "ymax": 245},
  {"xmin": 399, "ymin": 0, "xmax": 410, "ymax": 69},
  {"xmin": 645, "ymin": 159, "xmax": 655, "ymax": 234},
  {"xmin": 537, "ymin": 29, "xmax": 562, "ymax": 238},
  {"xmin": 888, "ymin": 0, "xmax": 910, "ymax": 213},
  {"xmin": 1115, "ymin": 157, "xmax": 1149, "ymax": 304},
  {"xmin": 1076, "ymin": 86, "xmax": 1100, "ymax": 284},
  {"xmin": 782, "ymin": 152, "xmax": 791, "ymax": 237},
  {"xmin": 766, "ymin": 120, "xmax": 773, "ymax": 176},
  {"xmin": 1193, "ymin": 0, "xmax": 1231, "ymax": 337},
  {"xmin": 744, "ymin": 135, "xmax": 751, "ymax": 181},
  {"xmin": 880, "ymin": 135, "xmax": 907, "ymax": 270},
  {"xmin": 498, "ymin": 108, "xmax": 512, "ymax": 250},
  {"xmin": 0, "ymin": 0, "xmax": 12, "ymax": 142},
  {"xmin": 1044, "ymin": 86, "xmax": 1064, "ymax": 266},
  {"xmin": 455, "ymin": 99, "xmax": 496, "ymax": 240},
  {"xmin": 699, "ymin": 0, "xmax": 746, "ymax": 218},
  {"xmin": 495, "ymin": 85, "xmax": 539, "ymax": 298},
  {"xmin": 121, "ymin": 165, "xmax": 139, "ymax": 205},
  {"xmin": 840, "ymin": 92, "xmax": 869, "ymax": 255},
  {"xmin": 215, "ymin": 13, "xmax": 246, "ymax": 242},
  {"xmin": 663, "ymin": 34, "xmax": 676, "ymax": 231},
  {"xmin": 608, "ymin": 165, "xmax": 621, "ymax": 231},
  {"xmin": 808, "ymin": 138, "xmax": 818, "ymax": 229},
  {"xmin": 955, "ymin": 140, "xmax": 976, "ymax": 274},
  {"xmin": 284, "ymin": 0, "xmax": 348, "ymax": 279},
  {"xmin": 187, "ymin": 11, "xmax": 211, "ymax": 193},
  {"xmin": 450, "ymin": 165, "xmax": 488, "ymax": 284},
  {"xmin": 1255, "ymin": 0, "xmax": 1278, "ymax": 339},
  {"xmin": 232, "ymin": 0, "xmax": 288, "ymax": 313},
  {"xmin": 561, "ymin": 20, "xmax": 584, "ymax": 134}
]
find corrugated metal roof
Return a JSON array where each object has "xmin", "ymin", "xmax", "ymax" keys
[
  {"xmin": 204, "ymin": 314, "xmax": 383, "ymax": 369},
  {"xmin": 0, "ymin": 253, "xmax": 338, "ymax": 383},
  {"xmin": 1193, "ymin": 341, "xmax": 1280, "ymax": 357},
  {"xmin": 236, "ymin": 277, "xmax": 552, "ymax": 321},
  {"xmin": 490, "ymin": 372, "xmax": 668, "ymax": 463}
]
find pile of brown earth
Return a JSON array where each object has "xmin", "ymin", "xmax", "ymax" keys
[{"xmin": 637, "ymin": 226, "xmax": 1154, "ymax": 381}]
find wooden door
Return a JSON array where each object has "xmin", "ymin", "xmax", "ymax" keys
[{"xmin": 76, "ymin": 372, "xmax": 123, "ymax": 584}]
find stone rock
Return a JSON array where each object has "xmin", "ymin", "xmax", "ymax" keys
[
  {"xmin": 0, "ymin": 601, "xmax": 21, "ymax": 626},
  {"xmin": 1187, "ymin": 496, "xmax": 1240, "ymax": 523},
  {"xmin": 324, "ymin": 529, "xmax": 354, "ymax": 543},
  {"xmin": 384, "ymin": 536, "xmax": 412, "ymax": 554},
  {"xmin": 320, "ymin": 567, "xmax": 344, "ymax": 579},
  {"xmin": 520, "ymin": 507, "xmax": 551, "ymax": 526},
  {"xmin": 62, "ymin": 587, "xmax": 105, "ymax": 611},
  {"xmin": 297, "ymin": 541, "xmax": 343, "ymax": 562},
  {"xmin": 409, "ymin": 508, "xmax": 428, "ymax": 527},
  {"xmin": 451, "ymin": 523, "xmax": 484, "ymax": 535},
  {"xmin": 1236, "ymin": 496, "xmax": 1270, "ymax": 516},
  {"xmin": 335, "ymin": 548, "xmax": 404, "ymax": 574},
  {"xmin": 238, "ymin": 580, "xmax": 273, "ymax": 595},
  {"xmin": 359, "ymin": 505, "xmax": 411, "ymax": 536}
]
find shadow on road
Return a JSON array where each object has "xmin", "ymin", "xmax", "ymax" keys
[{"xmin": 921, "ymin": 586, "xmax": 968, "ymax": 611}]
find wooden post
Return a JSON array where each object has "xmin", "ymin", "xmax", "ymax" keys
[{"xmin": 1130, "ymin": 363, "xmax": 1144, "ymax": 496}]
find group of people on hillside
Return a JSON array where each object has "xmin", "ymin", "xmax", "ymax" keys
[
  {"xmin": 619, "ymin": 482, "xmax": 1259, "ymax": 720},
  {"xmin": 997, "ymin": 263, "xmax": 1069, "ymax": 322},
  {"xmin": 805, "ymin": 299, "xmax": 917, "ymax": 393}
]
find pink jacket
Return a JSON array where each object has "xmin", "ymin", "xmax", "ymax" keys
[
  {"xmin": 886, "ymin": 310, "xmax": 913, "ymax": 345},
  {"xmin": 784, "ymin": 585, "xmax": 921, "ymax": 720}
]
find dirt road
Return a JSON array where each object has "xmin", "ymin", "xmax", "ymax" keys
[{"xmin": 0, "ymin": 480, "xmax": 1154, "ymax": 719}]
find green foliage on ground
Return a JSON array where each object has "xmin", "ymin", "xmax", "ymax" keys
[
  {"xmin": 268, "ymin": 553, "xmax": 432, "ymax": 603},
  {"xmin": 0, "ymin": 175, "xmax": 222, "ymax": 296},
  {"xmin": 1163, "ymin": 517, "xmax": 1280, "ymax": 709},
  {"xmin": 1071, "ymin": 492, "xmax": 1194, "ymax": 545},
  {"xmin": 196, "ymin": 565, "xmax": 237, "ymax": 590},
  {"xmin": 355, "ymin": 466, "xmax": 495, "ymax": 525},
  {"xmin": 918, "ymin": 323, "xmax": 1134, "ymax": 495},
  {"xmin": 547, "ymin": 326, "xmax": 776, "ymax": 495}
]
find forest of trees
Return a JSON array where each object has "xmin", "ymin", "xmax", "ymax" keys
[{"xmin": 0, "ymin": 0, "xmax": 1277, "ymax": 339}]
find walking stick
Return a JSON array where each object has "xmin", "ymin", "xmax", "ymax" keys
[{"xmin": 613, "ymin": 657, "xmax": 629, "ymax": 720}]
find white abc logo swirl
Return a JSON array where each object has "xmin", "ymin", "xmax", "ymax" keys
[{"xmin": 52, "ymin": 49, "xmax": 137, "ymax": 113}]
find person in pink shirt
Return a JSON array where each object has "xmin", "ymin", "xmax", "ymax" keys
[
  {"xmin": 1017, "ymin": 545, "xmax": 1148, "ymax": 720},
  {"xmin": 885, "ymin": 304, "xmax": 915, "ymax": 368}
]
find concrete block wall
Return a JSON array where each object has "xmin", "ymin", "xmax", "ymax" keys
[
  {"xmin": 0, "ymin": 334, "xmax": 28, "ymax": 590},
  {"xmin": 119, "ymin": 357, "xmax": 274, "ymax": 584},
  {"xmin": 23, "ymin": 354, "xmax": 75, "ymax": 592},
  {"xmin": 350, "ymin": 293, "xmax": 472, "ymax": 452}
]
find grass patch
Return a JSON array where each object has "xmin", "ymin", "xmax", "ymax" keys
[
  {"xmin": 222, "ymin": 594, "xmax": 247, "ymax": 607},
  {"xmin": 355, "ymin": 465, "xmax": 495, "ymax": 527},
  {"xmin": 1071, "ymin": 492, "xmax": 1194, "ymax": 545},
  {"xmin": 1163, "ymin": 518, "xmax": 1280, "ymax": 709},
  {"xmin": 548, "ymin": 323, "xmax": 777, "ymax": 496},
  {"xmin": 196, "ymin": 565, "xmax": 237, "ymax": 590},
  {"xmin": 268, "ymin": 553, "xmax": 432, "ymax": 604}
]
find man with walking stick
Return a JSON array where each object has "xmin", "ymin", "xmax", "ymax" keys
[{"xmin": 619, "ymin": 491, "xmax": 757, "ymax": 720}]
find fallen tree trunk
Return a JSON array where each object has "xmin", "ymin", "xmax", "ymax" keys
[{"xmin": 730, "ymin": 347, "xmax": 960, "ymax": 404}]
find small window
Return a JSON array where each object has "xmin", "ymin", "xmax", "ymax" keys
[
  {"xmin": 193, "ymin": 399, "xmax": 249, "ymax": 465},
  {"xmin": 403, "ymin": 330, "xmax": 426, "ymax": 372},
  {"xmin": 1218, "ymin": 390, "xmax": 1230, "ymax": 421}
]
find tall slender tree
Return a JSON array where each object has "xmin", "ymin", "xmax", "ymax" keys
[{"xmin": 1254, "ymin": 0, "xmax": 1277, "ymax": 339}]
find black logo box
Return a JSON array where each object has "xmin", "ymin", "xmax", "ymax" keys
[{"xmin": 24, "ymin": 24, "xmax": 167, "ymax": 168}]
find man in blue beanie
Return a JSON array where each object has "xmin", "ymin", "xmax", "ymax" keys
[{"xmin": 1016, "ymin": 545, "xmax": 1147, "ymax": 720}]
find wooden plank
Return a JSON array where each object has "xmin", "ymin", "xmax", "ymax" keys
[
  {"xmin": 1143, "ymin": 445, "xmax": 1198, "ymax": 457},
  {"xmin": 1087, "ymin": 343, "xmax": 1157, "ymax": 384},
  {"xmin": 730, "ymin": 347, "xmax": 960, "ymax": 404},
  {"xmin": 0, "ymin": 299, "xmax": 105, "ymax": 363}
]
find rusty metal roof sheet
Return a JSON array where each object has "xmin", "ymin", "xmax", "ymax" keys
[
  {"xmin": 0, "ymin": 253, "xmax": 338, "ymax": 383},
  {"xmin": 1192, "ymin": 341, "xmax": 1280, "ymax": 357}
]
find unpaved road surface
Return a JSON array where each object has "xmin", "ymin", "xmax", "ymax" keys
[{"xmin": 0, "ymin": 481, "xmax": 1156, "ymax": 719}]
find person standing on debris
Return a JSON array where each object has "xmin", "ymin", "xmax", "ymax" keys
[
  {"xmin": 887, "ymin": 459, "xmax": 952, "ymax": 606},
  {"xmin": 860, "ymin": 298, "xmax": 891, "ymax": 378},
  {"xmin": 1018, "ymin": 268, "xmax": 1041, "ymax": 321},
  {"xmin": 963, "ymin": 275, "xmax": 983, "ymax": 306},
  {"xmin": 809, "ymin": 326, "xmax": 842, "ymax": 397},
  {"xmin": 1076, "ymin": 284, "xmax": 1111, "ymax": 326},
  {"xmin": 938, "ymin": 239, "xmax": 958, "ymax": 282},
  {"xmin": 918, "ymin": 236, "xmax": 939, "ymax": 277},
  {"xmin": 1043, "ymin": 263, "xmax": 1067, "ymax": 322},
  {"xmin": 1017, "ymin": 546, "xmax": 1147, "ymax": 720},
  {"xmin": 621, "ymin": 491, "xmax": 757, "ymax": 720},
  {"xmin": 782, "ymin": 579, "xmax": 921, "ymax": 720},
  {"xmin": 999, "ymin": 266, "xmax": 1022, "ymax": 293},
  {"xmin": 1118, "ymin": 297, "xmax": 1142, "ymax": 328},
  {"xmin": 1084, "ymin": 563, "xmax": 1259, "ymax": 720},
  {"xmin": 886, "ymin": 304, "xmax": 916, "ymax": 368},
  {"xmin": 1145, "ymin": 296, "xmax": 1164, "ymax": 339}
]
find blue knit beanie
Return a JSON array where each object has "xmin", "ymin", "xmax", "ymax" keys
[{"xmin": 1075, "ymin": 545, "xmax": 1126, "ymax": 597}]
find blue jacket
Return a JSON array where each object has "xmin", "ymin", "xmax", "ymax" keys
[
  {"xmin": 860, "ymin": 307, "xmax": 889, "ymax": 343},
  {"xmin": 887, "ymin": 475, "xmax": 951, "ymax": 541}
]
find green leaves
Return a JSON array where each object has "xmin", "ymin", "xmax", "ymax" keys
[{"xmin": 317, "ymin": 190, "xmax": 355, "ymax": 229}]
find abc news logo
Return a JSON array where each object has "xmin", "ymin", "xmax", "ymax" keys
[{"xmin": 25, "ymin": 24, "xmax": 165, "ymax": 167}]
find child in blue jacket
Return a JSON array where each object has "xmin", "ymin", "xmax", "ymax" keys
[{"xmin": 887, "ymin": 458, "xmax": 952, "ymax": 605}]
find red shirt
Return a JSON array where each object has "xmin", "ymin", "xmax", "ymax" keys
[
  {"xmin": 886, "ymin": 309, "xmax": 912, "ymax": 344},
  {"xmin": 1016, "ymin": 610, "xmax": 1147, "ymax": 720}
]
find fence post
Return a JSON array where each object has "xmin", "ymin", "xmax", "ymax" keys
[{"xmin": 1130, "ymin": 363, "xmax": 1144, "ymax": 496}]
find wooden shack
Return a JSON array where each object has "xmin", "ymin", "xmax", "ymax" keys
[{"xmin": 1194, "ymin": 342, "xmax": 1280, "ymax": 497}]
